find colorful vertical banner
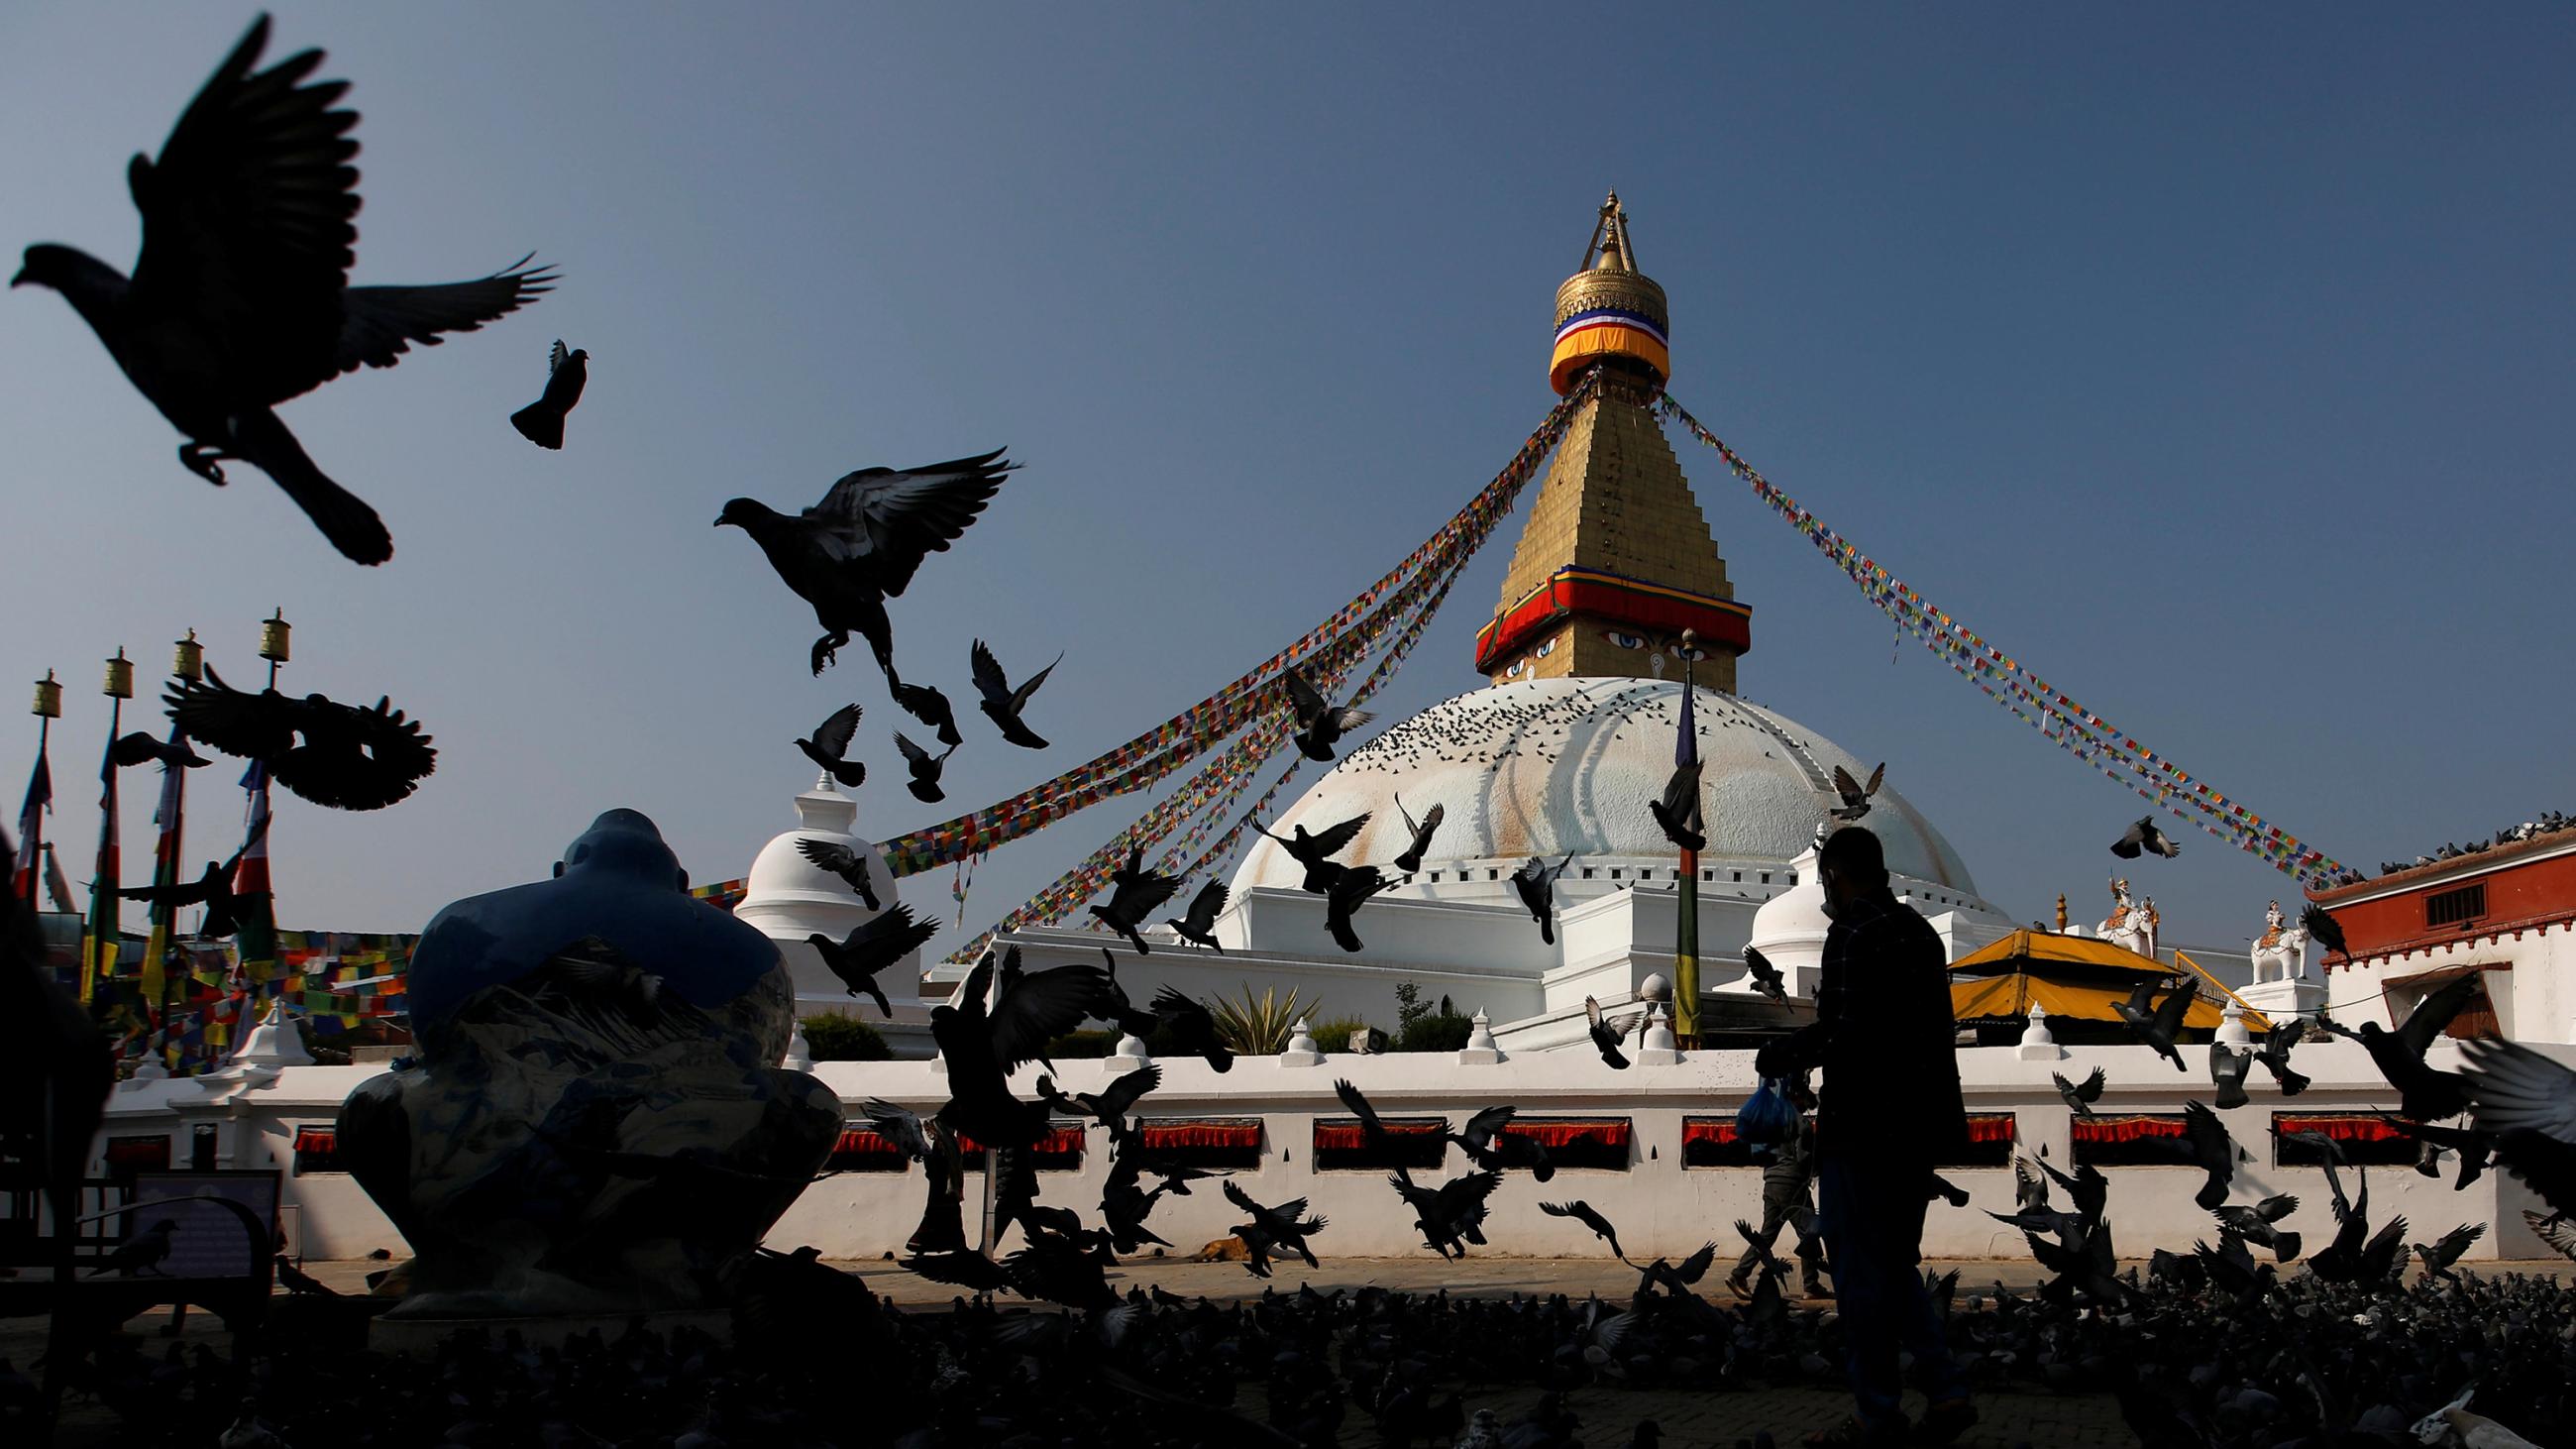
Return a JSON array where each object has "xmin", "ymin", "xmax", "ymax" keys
[
  {"xmin": 141, "ymin": 725, "xmax": 189, "ymax": 1028},
  {"xmin": 12, "ymin": 744, "xmax": 48, "ymax": 906},
  {"xmin": 231, "ymin": 760, "xmax": 277, "ymax": 979},
  {"xmin": 81, "ymin": 720, "xmax": 120, "ymax": 1002},
  {"xmin": 1672, "ymin": 670, "xmax": 1702, "ymax": 1043}
]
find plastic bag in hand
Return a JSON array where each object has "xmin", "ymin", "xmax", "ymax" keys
[{"xmin": 1735, "ymin": 1076, "xmax": 1800, "ymax": 1146}]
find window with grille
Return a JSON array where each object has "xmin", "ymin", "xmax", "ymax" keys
[
  {"xmin": 1134, "ymin": 1119, "xmax": 1262, "ymax": 1171},
  {"xmin": 2270, "ymin": 1113, "xmax": 2420, "ymax": 1169},
  {"xmin": 1313, "ymin": 1117, "xmax": 1446, "ymax": 1171},
  {"xmin": 1498, "ymin": 1119, "xmax": 1633, "ymax": 1172},
  {"xmin": 2069, "ymin": 1114, "xmax": 2191, "ymax": 1168},
  {"xmin": 2426, "ymin": 884, "xmax": 2486, "ymax": 929},
  {"xmin": 291, "ymin": 1128, "xmax": 339, "ymax": 1174}
]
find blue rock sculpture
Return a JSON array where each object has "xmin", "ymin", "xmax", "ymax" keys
[{"xmin": 339, "ymin": 810, "xmax": 839, "ymax": 1319}]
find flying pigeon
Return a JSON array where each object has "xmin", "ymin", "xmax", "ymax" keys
[
  {"xmin": 13, "ymin": 17, "xmax": 554, "ymax": 565},
  {"xmin": 795, "ymin": 837, "xmax": 881, "ymax": 911},
  {"xmin": 1324, "ymin": 864, "xmax": 1394, "ymax": 952},
  {"xmin": 891, "ymin": 679, "xmax": 964, "ymax": 749},
  {"xmin": 509, "ymin": 340, "xmax": 588, "ymax": 449},
  {"xmin": 2211, "ymin": 1194, "xmax": 2302, "ymax": 1263},
  {"xmin": 895, "ymin": 731, "xmax": 953, "ymax": 804},
  {"xmin": 1089, "ymin": 845, "xmax": 1181, "ymax": 954},
  {"xmin": 1224, "ymin": 1180, "xmax": 1325, "ymax": 1276},
  {"xmin": 1649, "ymin": 759, "xmax": 1705, "ymax": 850},
  {"xmin": 1392, "ymin": 794, "xmax": 1445, "ymax": 875},
  {"xmin": 970, "ymin": 639, "xmax": 1059, "ymax": 749},
  {"xmin": 163, "ymin": 664, "xmax": 433, "ymax": 810},
  {"xmin": 1828, "ymin": 762, "xmax": 1883, "ymax": 823},
  {"xmin": 1165, "ymin": 879, "xmax": 1229, "ymax": 953},
  {"xmin": 1149, "ymin": 985, "xmax": 1234, "ymax": 1073},
  {"xmin": 2321, "ymin": 975, "xmax": 2480, "ymax": 1121},
  {"xmin": 2111, "ymin": 816, "xmax": 2183, "ymax": 859},
  {"xmin": 2300, "ymin": 903, "xmax": 2349, "ymax": 963},
  {"xmin": 809, "ymin": 906, "xmax": 935, "ymax": 1015},
  {"xmin": 118, "ymin": 811, "xmax": 271, "ymax": 938},
  {"xmin": 1449, "ymin": 1104, "xmax": 1553, "ymax": 1183},
  {"xmin": 2111, "ymin": 979, "xmax": 2196, "ymax": 1070},
  {"xmin": 2210, "ymin": 1040, "xmax": 2253, "ymax": 1110},
  {"xmin": 931, "ymin": 948, "xmax": 1113, "ymax": 1148},
  {"xmin": 1387, "ymin": 1165, "xmax": 1500, "ymax": 1260},
  {"xmin": 1034, "ymin": 1063, "xmax": 1162, "ymax": 1133},
  {"xmin": 1585, "ymin": 995, "xmax": 1640, "ymax": 1070},
  {"xmin": 716, "ymin": 448, "xmax": 1015, "ymax": 678},
  {"xmin": 1333, "ymin": 1077, "xmax": 1399, "ymax": 1154},
  {"xmin": 796, "ymin": 703, "xmax": 866, "ymax": 789},
  {"xmin": 2409, "ymin": 1221, "xmax": 2486, "ymax": 1283},
  {"xmin": 1252, "ymin": 813, "xmax": 1367, "ymax": 894},
  {"xmin": 2051, "ymin": 1065, "xmax": 2106, "ymax": 1118},
  {"xmin": 1283, "ymin": 667, "xmax": 1373, "ymax": 762},
  {"xmin": 2457, "ymin": 1039, "xmax": 2576, "ymax": 1218},
  {"xmin": 1740, "ymin": 945, "xmax": 1788, "ymax": 1005},
  {"xmin": 2384, "ymin": 1115, "xmax": 2495, "ymax": 1190},
  {"xmin": 1539, "ymin": 1199, "xmax": 1627, "ymax": 1262},
  {"xmin": 110, "ymin": 731, "xmax": 207, "ymax": 771},
  {"xmin": 1512, "ymin": 853, "xmax": 1574, "ymax": 945},
  {"xmin": 2255, "ymin": 1017, "xmax": 2310, "ymax": 1096}
]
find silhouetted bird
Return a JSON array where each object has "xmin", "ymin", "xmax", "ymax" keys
[
  {"xmin": 891, "ymin": 680, "xmax": 964, "ymax": 749},
  {"xmin": 1283, "ymin": 667, "xmax": 1373, "ymax": 762},
  {"xmin": 809, "ymin": 906, "xmax": 935, "ymax": 1016},
  {"xmin": 1224, "ymin": 1181, "xmax": 1324, "ymax": 1277},
  {"xmin": 2410, "ymin": 1222, "xmax": 2486, "ymax": 1283},
  {"xmin": 1649, "ymin": 759, "xmax": 1704, "ymax": 850},
  {"xmin": 13, "ymin": 17, "xmax": 553, "ymax": 564},
  {"xmin": 1149, "ymin": 985, "xmax": 1234, "ymax": 1073},
  {"xmin": 796, "ymin": 703, "xmax": 867, "ymax": 789},
  {"xmin": 1089, "ymin": 845, "xmax": 1180, "ymax": 954},
  {"xmin": 111, "ymin": 731, "xmax": 206, "ymax": 771},
  {"xmin": 1740, "ymin": 945, "xmax": 1788, "ymax": 1005},
  {"xmin": 1585, "ymin": 995, "xmax": 1640, "ymax": 1070},
  {"xmin": 1392, "ymin": 794, "xmax": 1445, "ymax": 875},
  {"xmin": 2257, "ymin": 1017, "xmax": 2310, "ymax": 1096},
  {"xmin": 2386, "ymin": 1116, "xmax": 2495, "ymax": 1189},
  {"xmin": 716, "ymin": 449, "xmax": 1013, "ymax": 677},
  {"xmin": 1165, "ymin": 879, "xmax": 1228, "ymax": 952},
  {"xmin": 2459, "ymin": 1039, "xmax": 2576, "ymax": 1217},
  {"xmin": 1253, "ymin": 814, "xmax": 1367, "ymax": 894},
  {"xmin": 1540, "ymin": 1199, "xmax": 1627, "ymax": 1261},
  {"xmin": 970, "ymin": 639, "xmax": 1058, "ymax": 749},
  {"xmin": 795, "ymin": 837, "xmax": 881, "ymax": 911},
  {"xmin": 2299, "ymin": 902, "xmax": 2350, "ymax": 963},
  {"xmin": 272, "ymin": 1255, "xmax": 338, "ymax": 1296},
  {"xmin": 1333, "ymin": 1077, "xmax": 1397, "ymax": 1153},
  {"xmin": 2211, "ymin": 1041, "xmax": 2253, "ymax": 1110},
  {"xmin": 2524, "ymin": 1209, "xmax": 2576, "ymax": 1262},
  {"xmin": 2112, "ymin": 979, "xmax": 2196, "ymax": 1070},
  {"xmin": 1324, "ymin": 864, "xmax": 1393, "ymax": 952},
  {"xmin": 1094, "ymin": 948, "xmax": 1161, "ymax": 1041},
  {"xmin": 1828, "ymin": 762, "xmax": 1883, "ymax": 823},
  {"xmin": 1449, "ymin": 1104, "xmax": 1553, "ymax": 1183},
  {"xmin": 1034, "ymin": 1063, "xmax": 1161, "ymax": 1133},
  {"xmin": 1636, "ymin": 1241, "xmax": 1719, "ymax": 1296},
  {"xmin": 119, "ymin": 812, "xmax": 270, "ymax": 938},
  {"xmin": 1513, "ymin": 853, "xmax": 1574, "ymax": 945},
  {"xmin": 931, "ymin": 948, "xmax": 1111, "ymax": 1148},
  {"xmin": 2111, "ymin": 816, "xmax": 2183, "ymax": 859},
  {"xmin": 2319, "ymin": 975, "xmax": 2479, "ymax": 1121},
  {"xmin": 2134, "ymin": 1101, "xmax": 2240, "ymax": 1211},
  {"xmin": 2211, "ymin": 1194, "xmax": 2302, "ymax": 1263},
  {"xmin": 509, "ymin": 340, "xmax": 587, "ymax": 449},
  {"xmin": 893, "ymin": 732, "xmax": 952, "ymax": 804},
  {"xmin": 2053, "ymin": 1066, "xmax": 2106, "ymax": 1118},
  {"xmin": 1388, "ymin": 1165, "xmax": 1499, "ymax": 1259},
  {"xmin": 164, "ymin": 664, "xmax": 433, "ymax": 810}
]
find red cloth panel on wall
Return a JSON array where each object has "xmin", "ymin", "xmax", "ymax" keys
[
  {"xmin": 290, "ymin": 1128, "xmax": 334, "ymax": 1155},
  {"xmin": 958, "ymin": 1126, "xmax": 1087, "ymax": 1157},
  {"xmin": 2275, "ymin": 1115, "xmax": 2408, "ymax": 1143},
  {"xmin": 1502, "ymin": 1120, "xmax": 1633, "ymax": 1150},
  {"xmin": 833, "ymin": 1128, "xmax": 902, "ymax": 1157},
  {"xmin": 2070, "ymin": 1115, "xmax": 2188, "ymax": 1144},
  {"xmin": 1966, "ymin": 1115, "xmax": 2017, "ymax": 1144},
  {"xmin": 1140, "ymin": 1121, "xmax": 1260, "ymax": 1151},
  {"xmin": 106, "ymin": 1135, "xmax": 172, "ymax": 1170},
  {"xmin": 1313, "ymin": 1121, "xmax": 1445, "ymax": 1151},
  {"xmin": 1682, "ymin": 1120, "xmax": 1740, "ymax": 1146}
]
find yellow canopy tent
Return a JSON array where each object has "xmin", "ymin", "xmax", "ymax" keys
[{"xmin": 1948, "ymin": 929, "xmax": 2262, "ymax": 1033}]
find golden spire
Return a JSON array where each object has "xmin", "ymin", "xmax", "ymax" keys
[{"xmin": 1550, "ymin": 191, "xmax": 1669, "ymax": 395}]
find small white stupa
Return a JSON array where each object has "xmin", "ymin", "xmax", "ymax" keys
[{"xmin": 733, "ymin": 773, "xmax": 937, "ymax": 1058}]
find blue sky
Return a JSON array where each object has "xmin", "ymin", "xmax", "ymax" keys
[{"xmin": 2, "ymin": 5, "xmax": 2569, "ymax": 954}]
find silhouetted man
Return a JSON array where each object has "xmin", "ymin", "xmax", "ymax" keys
[
  {"xmin": 1725, "ymin": 1074, "xmax": 1828, "ymax": 1299},
  {"xmin": 1757, "ymin": 826, "xmax": 1974, "ymax": 1447}
]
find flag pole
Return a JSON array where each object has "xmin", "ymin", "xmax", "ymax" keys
[
  {"xmin": 1673, "ymin": 629, "xmax": 1701, "ymax": 1050},
  {"xmin": 144, "ymin": 631, "xmax": 202, "ymax": 1071},
  {"xmin": 18, "ymin": 670, "xmax": 59, "ymax": 909},
  {"xmin": 83, "ymin": 649, "xmax": 132, "ymax": 1007}
]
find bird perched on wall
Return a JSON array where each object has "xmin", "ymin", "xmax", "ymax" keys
[
  {"xmin": 1828, "ymin": 763, "xmax": 1883, "ymax": 823},
  {"xmin": 164, "ymin": 665, "xmax": 434, "ymax": 810},
  {"xmin": 1283, "ymin": 668, "xmax": 1373, "ymax": 762},
  {"xmin": 2256, "ymin": 1017, "xmax": 2310, "ymax": 1096},
  {"xmin": 12, "ymin": 16, "xmax": 556, "ymax": 565},
  {"xmin": 891, "ymin": 680, "xmax": 964, "ymax": 749},
  {"xmin": 1649, "ymin": 758, "xmax": 1704, "ymax": 851},
  {"xmin": 2112, "ymin": 979, "xmax": 2196, "ymax": 1070},
  {"xmin": 809, "ymin": 905, "xmax": 936, "ymax": 1016},
  {"xmin": 718, "ymin": 449, "xmax": 1014, "ymax": 678},
  {"xmin": 1089, "ymin": 846, "xmax": 1181, "ymax": 954},
  {"xmin": 1539, "ymin": 1200, "xmax": 1627, "ymax": 1262},
  {"xmin": 1585, "ymin": 995, "xmax": 1641, "ymax": 1070},
  {"xmin": 111, "ymin": 731, "xmax": 207, "ymax": 771},
  {"xmin": 1739, "ymin": 945, "xmax": 1788, "ymax": 1005},
  {"xmin": 971, "ymin": 639, "xmax": 1060, "ymax": 749},
  {"xmin": 509, "ymin": 339, "xmax": 587, "ymax": 449},
  {"xmin": 1165, "ymin": 879, "xmax": 1229, "ymax": 953},
  {"xmin": 1512, "ymin": 854, "xmax": 1574, "ymax": 945},
  {"xmin": 119, "ymin": 812, "xmax": 271, "ymax": 938},
  {"xmin": 893, "ymin": 732, "xmax": 953, "ymax": 805},
  {"xmin": 1324, "ymin": 865, "xmax": 1394, "ymax": 952},
  {"xmin": 1392, "ymin": 795, "xmax": 1445, "ymax": 875},
  {"xmin": 1253, "ymin": 814, "xmax": 1368, "ymax": 894},
  {"xmin": 2300, "ymin": 903, "xmax": 2350, "ymax": 964},
  {"xmin": 2210, "ymin": 1041, "xmax": 2253, "ymax": 1110},
  {"xmin": 2052, "ymin": 1066, "xmax": 2106, "ymax": 1118},
  {"xmin": 2319, "ymin": 975, "xmax": 2480, "ymax": 1122},
  {"xmin": 2111, "ymin": 816, "xmax": 2184, "ymax": 859},
  {"xmin": 795, "ymin": 704, "xmax": 867, "ymax": 789},
  {"xmin": 795, "ymin": 837, "xmax": 881, "ymax": 911}
]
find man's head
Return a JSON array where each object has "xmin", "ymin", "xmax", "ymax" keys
[{"xmin": 1816, "ymin": 826, "xmax": 1888, "ymax": 919}]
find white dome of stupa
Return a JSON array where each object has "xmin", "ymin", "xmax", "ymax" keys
[{"xmin": 1233, "ymin": 678, "xmax": 1985, "ymax": 908}]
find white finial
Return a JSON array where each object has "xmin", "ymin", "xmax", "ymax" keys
[
  {"xmin": 1114, "ymin": 1032, "xmax": 1152, "ymax": 1069},
  {"xmin": 2215, "ymin": 1000, "xmax": 2253, "ymax": 1047},
  {"xmin": 782, "ymin": 1023, "xmax": 814, "ymax": 1071},
  {"xmin": 1638, "ymin": 1004, "xmax": 1682, "ymax": 1065},
  {"xmin": 2016, "ymin": 1001, "xmax": 2062, "ymax": 1060},
  {"xmin": 1280, "ymin": 1017, "xmax": 1323, "ymax": 1067},
  {"xmin": 1458, "ymin": 1007, "xmax": 1503, "ymax": 1065}
]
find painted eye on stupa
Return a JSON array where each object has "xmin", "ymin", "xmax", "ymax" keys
[
  {"xmin": 1672, "ymin": 643, "xmax": 1709, "ymax": 661},
  {"xmin": 1505, "ymin": 658, "xmax": 1526, "ymax": 677},
  {"xmin": 1600, "ymin": 629, "xmax": 1648, "ymax": 650},
  {"xmin": 1535, "ymin": 637, "xmax": 1558, "ymax": 657}
]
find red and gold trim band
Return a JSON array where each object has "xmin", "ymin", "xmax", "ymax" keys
[{"xmin": 1474, "ymin": 565, "xmax": 1752, "ymax": 673}]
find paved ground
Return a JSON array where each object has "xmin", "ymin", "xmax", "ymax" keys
[{"xmin": 13, "ymin": 1259, "xmax": 2572, "ymax": 1448}]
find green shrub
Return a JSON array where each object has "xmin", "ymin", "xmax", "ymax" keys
[
  {"xmin": 800, "ymin": 1014, "xmax": 891, "ymax": 1061},
  {"xmin": 1305, "ymin": 1016, "xmax": 1371, "ymax": 1054},
  {"xmin": 1396, "ymin": 1012, "xmax": 1474, "ymax": 1053}
]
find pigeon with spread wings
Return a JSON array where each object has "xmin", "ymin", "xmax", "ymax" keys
[
  {"xmin": 795, "ymin": 837, "xmax": 881, "ymax": 911},
  {"xmin": 2111, "ymin": 816, "xmax": 2184, "ymax": 860},
  {"xmin": 895, "ymin": 732, "xmax": 953, "ymax": 804},
  {"xmin": 931, "ymin": 948, "xmax": 1112, "ymax": 1147},
  {"xmin": 1165, "ymin": 879, "xmax": 1229, "ymax": 953},
  {"xmin": 1649, "ymin": 758, "xmax": 1705, "ymax": 851},
  {"xmin": 1324, "ymin": 865, "xmax": 1394, "ymax": 952},
  {"xmin": 970, "ymin": 639, "xmax": 1059, "ymax": 749},
  {"xmin": 1252, "ymin": 813, "xmax": 1368, "ymax": 895},
  {"xmin": 1828, "ymin": 763, "xmax": 1883, "ymax": 823},
  {"xmin": 1512, "ymin": 854, "xmax": 1574, "ymax": 945},
  {"xmin": 1540, "ymin": 1199, "xmax": 1628, "ymax": 1262},
  {"xmin": 2052, "ymin": 1066, "xmax": 2105, "ymax": 1118},
  {"xmin": 13, "ymin": 16, "xmax": 556, "ymax": 565},
  {"xmin": 1585, "ymin": 995, "xmax": 1641, "ymax": 1070},
  {"xmin": 2322, "ymin": 975, "xmax": 2481, "ymax": 1122},
  {"xmin": 1283, "ymin": 667, "xmax": 1373, "ymax": 762},
  {"xmin": 118, "ymin": 811, "xmax": 271, "ymax": 938},
  {"xmin": 808, "ymin": 905, "xmax": 935, "ymax": 1016},
  {"xmin": 796, "ymin": 704, "xmax": 866, "ymax": 790},
  {"xmin": 717, "ymin": 449, "xmax": 1014, "ymax": 678},
  {"xmin": 1089, "ymin": 846, "xmax": 1181, "ymax": 955},
  {"xmin": 2111, "ymin": 979, "xmax": 2196, "ymax": 1071},
  {"xmin": 891, "ymin": 680, "xmax": 964, "ymax": 749},
  {"xmin": 1740, "ymin": 945, "xmax": 1788, "ymax": 1006},
  {"xmin": 509, "ymin": 340, "xmax": 587, "ymax": 449},
  {"xmin": 164, "ymin": 664, "xmax": 433, "ymax": 810},
  {"xmin": 1392, "ymin": 794, "xmax": 1445, "ymax": 875}
]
